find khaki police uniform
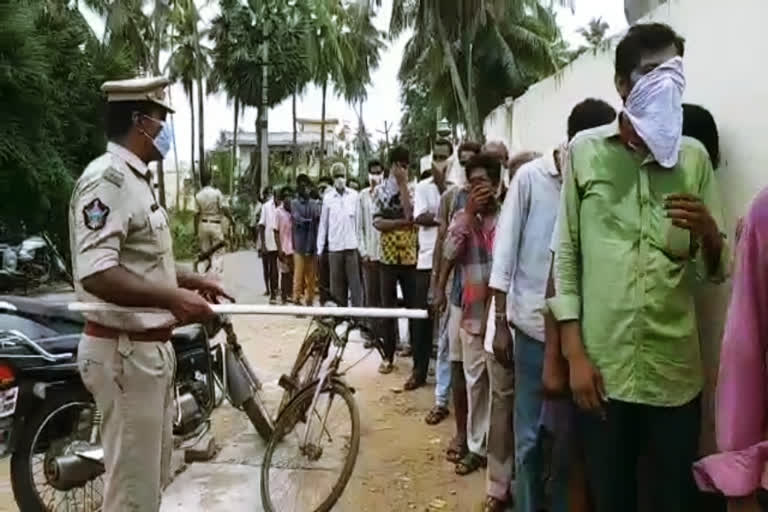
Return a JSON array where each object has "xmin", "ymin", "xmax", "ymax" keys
[
  {"xmin": 70, "ymin": 77, "xmax": 176, "ymax": 512},
  {"xmin": 195, "ymin": 185, "xmax": 227, "ymax": 274}
]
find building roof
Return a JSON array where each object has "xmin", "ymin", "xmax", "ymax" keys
[
  {"xmin": 217, "ymin": 130, "xmax": 333, "ymax": 149},
  {"xmin": 295, "ymin": 118, "xmax": 339, "ymax": 125}
]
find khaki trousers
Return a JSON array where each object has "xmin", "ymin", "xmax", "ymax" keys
[
  {"xmin": 78, "ymin": 334, "xmax": 175, "ymax": 512},
  {"xmin": 293, "ymin": 253, "xmax": 316, "ymax": 305},
  {"xmin": 459, "ymin": 328, "xmax": 490, "ymax": 456},
  {"xmin": 198, "ymin": 221, "xmax": 225, "ymax": 274}
]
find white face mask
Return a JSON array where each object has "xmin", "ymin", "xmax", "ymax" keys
[
  {"xmin": 140, "ymin": 115, "xmax": 173, "ymax": 161},
  {"xmin": 334, "ymin": 177, "xmax": 346, "ymax": 191},
  {"xmin": 623, "ymin": 56, "xmax": 686, "ymax": 168}
]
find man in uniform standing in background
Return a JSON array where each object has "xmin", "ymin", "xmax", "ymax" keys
[
  {"xmin": 195, "ymin": 168, "xmax": 232, "ymax": 274},
  {"xmin": 70, "ymin": 77, "xmax": 231, "ymax": 511}
]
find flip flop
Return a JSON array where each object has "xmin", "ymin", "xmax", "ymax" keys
[
  {"xmin": 425, "ymin": 406, "xmax": 450, "ymax": 425},
  {"xmin": 483, "ymin": 496, "xmax": 508, "ymax": 512},
  {"xmin": 455, "ymin": 452, "xmax": 487, "ymax": 476},
  {"xmin": 446, "ymin": 438, "xmax": 467, "ymax": 463},
  {"xmin": 403, "ymin": 375, "xmax": 426, "ymax": 391}
]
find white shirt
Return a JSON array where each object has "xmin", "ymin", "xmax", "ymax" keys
[
  {"xmin": 317, "ymin": 187, "xmax": 359, "ymax": 254},
  {"xmin": 414, "ymin": 177, "xmax": 442, "ymax": 270},
  {"xmin": 488, "ymin": 154, "xmax": 561, "ymax": 343},
  {"xmin": 259, "ymin": 198, "xmax": 278, "ymax": 252},
  {"xmin": 356, "ymin": 187, "xmax": 381, "ymax": 262}
]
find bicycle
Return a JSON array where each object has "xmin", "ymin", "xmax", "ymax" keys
[{"xmin": 261, "ymin": 314, "xmax": 384, "ymax": 512}]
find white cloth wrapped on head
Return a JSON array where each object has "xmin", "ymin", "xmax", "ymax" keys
[{"xmin": 623, "ymin": 56, "xmax": 686, "ymax": 168}]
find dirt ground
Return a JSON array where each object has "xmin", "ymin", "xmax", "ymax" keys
[{"xmin": 0, "ymin": 251, "xmax": 486, "ymax": 511}]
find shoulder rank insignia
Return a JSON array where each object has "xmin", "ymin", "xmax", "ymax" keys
[
  {"xmin": 82, "ymin": 198, "xmax": 110, "ymax": 231},
  {"xmin": 103, "ymin": 167, "xmax": 125, "ymax": 187}
]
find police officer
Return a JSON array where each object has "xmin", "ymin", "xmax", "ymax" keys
[
  {"xmin": 195, "ymin": 168, "xmax": 232, "ymax": 274},
  {"xmin": 69, "ymin": 77, "xmax": 231, "ymax": 511}
]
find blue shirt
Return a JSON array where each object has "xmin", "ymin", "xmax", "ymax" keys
[{"xmin": 291, "ymin": 197, "xmax": 320, "ymax": 255}]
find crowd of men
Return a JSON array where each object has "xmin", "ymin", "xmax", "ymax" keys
[
  {"xmin": 246, "ymin": 21, "xmax": 734, "ymax": 512},
  {"xmin": 70, "ymin": 17, "xmax": 768, "ymax": 512}
]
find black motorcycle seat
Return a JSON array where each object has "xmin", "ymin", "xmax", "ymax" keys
[{"xmin": 171, "ymin": 324, "xmax": 206, "ymax": 346}]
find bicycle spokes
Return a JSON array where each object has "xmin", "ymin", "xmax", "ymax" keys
[{"xmin": 262, "ymin": 384, "xmax": 359, "ymax": 512}]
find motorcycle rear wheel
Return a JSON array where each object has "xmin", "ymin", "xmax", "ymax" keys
[{"xmin": 11, "ymin": 390, "xmax": 104, "ymax": 512}]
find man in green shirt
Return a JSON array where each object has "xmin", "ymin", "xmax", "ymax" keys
[{"xmin": 548, "ymin": 23, "xmax": 728, "ymax": 512}]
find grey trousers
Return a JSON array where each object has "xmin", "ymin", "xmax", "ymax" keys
[
  {"xmin": 78, "ymin": 335, "xmax": 175, "ymax": 512},
  {"xmin": 362, "ymin": 260, "xmax": 382, "ymax": 333},
  {"xmin": 487, "ymin": 349, "xmax": 516, "ymax": 501},
  {"xmin": 328, "ymin": 249, "xmax": 363, "ymax": 307}
]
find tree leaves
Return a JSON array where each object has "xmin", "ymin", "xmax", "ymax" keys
[
  {"xmin": 0, "ymin": 0, "xmax": 134, "ymax": 246},
  {"xmin": 395, "ymin": 0, "xmax": 564, "ymax": 138}
]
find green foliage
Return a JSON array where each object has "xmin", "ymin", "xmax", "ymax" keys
[
  {"xmin": 393, "ymin": 0, "xmax": 565, "ymax": 140},
  {"xmin": 398, "ymin": 75, "xmax": 438, "ymax": 163},
  {"xmin": 577, "ymin": 17, "xmax": 610, "ymax": 50},
  {"xmin": 170, "ymin": 210, "xmax": 198, "ymax": 260},
  {"xmin": 209, "ymin": 0, "xmax": 312, "ymax": 110},
  {"xmin": 208, "ymin": 149, "xmax": 235, "ymax": 193},
  {"xmin": 0, "ymin": 0, "xmax": 134, "ymax": 249}
]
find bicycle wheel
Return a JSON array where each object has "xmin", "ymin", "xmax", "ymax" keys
[
  {"xmin": 261, "ymin": 381, "xmax": 360, "ymax": 512},
  {"xmin": 277, "ymin": 327, "xmax": 329, "ymax": 414}
]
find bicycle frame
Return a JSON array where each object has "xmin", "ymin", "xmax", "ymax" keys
[{"xmin": 299, "ymin": 320, "xmax": 354, "ymax": 448}]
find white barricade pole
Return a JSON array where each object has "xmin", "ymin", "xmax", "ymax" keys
[{"xmin": 68, "ymin": 302, "xmax": 429, "ymax": 320}]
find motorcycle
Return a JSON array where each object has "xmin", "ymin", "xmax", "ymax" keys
[
  {"xmin": 0, "ymin": 233, "xmax": 72, "ymax": 292},
  {"xmin": 0, "ymin": 295, "xmax": 272, "ymax": 512}
]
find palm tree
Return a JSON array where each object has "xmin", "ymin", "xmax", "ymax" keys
[
  {"xmin": 210, "ymin": 0, "xmax": 310, "ymax": 190},
  {"xmin": 167, "ymin": 20, "xmax": 198, "ymax": 188},
  {"xmin": 577, "ymin": 17, "xmax": 611, "ymax": 50},
  {"xmin": 83, "ymin": 0, "xmax": 175, "ymax": 203},
  {"xmin": 168, "ymin": 0, "xmax": 210, "ymax": 188},
  {"xmin": 390, "ymin": 0, "xmax": 569, "ymax": 140},
  {"xmin": 306, "ymin": 0, "xmax": 383, "ymax": 173}
]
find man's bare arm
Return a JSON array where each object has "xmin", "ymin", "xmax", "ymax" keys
[
  {"xmin": 83, "ymin": 267, "xmax": 176, "ymax": 309},
  {"xmin": 542, "ymin": 261, "xmax": 568, "ymax": 397},
  {"xmin": 397, "ymin": 180, "xmax": 413, "ymax": 221},
  {"xmin": 374, "ymin": 218, "xmax": 412, "ymax": 233},
  {"xmin": 414, "ymin": 213, "xmax": 439, "ymax": 227}
]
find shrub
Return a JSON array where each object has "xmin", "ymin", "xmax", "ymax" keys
[{"xmin": 170, "ymin": 210, "xmax": 198, "ymax": 261}]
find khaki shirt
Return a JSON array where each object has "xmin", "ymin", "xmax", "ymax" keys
[
  {"xmin": 196, "ymin": 186, "xmax": 225, "ymax": 220},
  {"xmin": 69, "ymin": 142, "xmax": 177, "ymax": 331}
]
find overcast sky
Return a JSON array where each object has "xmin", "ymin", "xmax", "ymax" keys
[{"xmin": 82, "ymin": 0, "xmax": 628, "ymax": 170}]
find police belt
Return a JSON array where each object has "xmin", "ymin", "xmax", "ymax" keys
[
  {"xmin": 201, "ymin": 217, "xmax": 221, "ymax": 224},
  {"xmin": 85, "ymin": 321, "xmax": 173, "ymax": 342}
]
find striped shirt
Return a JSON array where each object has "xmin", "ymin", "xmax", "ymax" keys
[{"xmin": 444, "ymin": 209, "xmax": 498, "ymax": 335}]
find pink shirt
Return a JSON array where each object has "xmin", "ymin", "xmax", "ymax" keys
[
  {"xmin": 694, "ymin": 187, "xmax": 768, "ymax": 497},
  {"xmin": 276, "ymin": 206, "xmax": 293, "ymax": 255}
]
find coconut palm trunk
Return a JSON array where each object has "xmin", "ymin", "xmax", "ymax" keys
[
  {"xmin": 319, "ymin": 79, "xmax": 327, "ymax": 173},
  {"xmin": 231, "ymin": 98, "xmax": 239, "ymax": 196},
  {"xmin": 189, "ymin": 90, "xmax": 197, "ymax": 189},
  {"xmin": 434, "ymin": 6, "xmax": 481, "ymax": 141},
  {"xmin": 292, "ymin": 89, "xmax": 298, "ymax": 180}
]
